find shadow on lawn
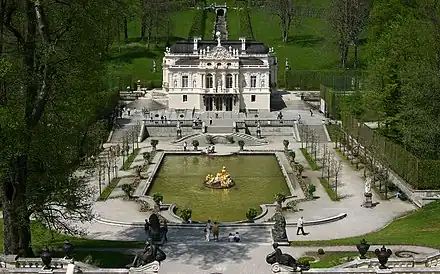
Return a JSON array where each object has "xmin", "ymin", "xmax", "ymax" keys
[{"xmin": 287, "ymin": 35, "xmax": 325, "ymax": 47}]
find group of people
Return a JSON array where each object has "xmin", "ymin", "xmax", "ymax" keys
[{"xmin": 204, "ymin": 220, "xmax": 241, "ymax": 242}]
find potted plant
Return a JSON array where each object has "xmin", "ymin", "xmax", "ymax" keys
[
  {"xmin": 122, "ymin": 184, "xmax": 135, "ymax": 199},
  {"xmin": 238, "ymin": 140, "xmax": 245, "ymax": 150},
  {"xmin": 274, "ymin": 193, "xmax": 286, "ymax": 207},
  {"xmin": 179, "ymin": 207, "xmax": 192, "ymax": 223},
  {"xmin": 152, "ymin": 192, "xmax": 163, "ymax": 206},
  {"xmin": 288, "ymin": 151, "xmax": 296, "ymax": 163},
  {"xmin": 150, "ymin": 139, "xmax": 159, "ymax": 151},
  {"xmin": 143, "ymin": 152, "xmax": 151, "ymax": 164},
  {"xmin": 283, "ymin": 139, "xmax": 290, "ymax": 150},
  {"xmin": 295, "ymin": 163, "xmax": 304, "ymax": 177},
  {"xmin": 246, "ymin": 207, "xmax": 258, "ymax": 222},
  {"xmin": 192, "ymin": 139, "xmax": 199, "ymax": 150},
  {"xmin": 356, "ymin": 239, "xmax": 370, "ymax": 259},
  {"xmin": 307, "ymin": 184, "xmax": 316, "ymax": 198}
]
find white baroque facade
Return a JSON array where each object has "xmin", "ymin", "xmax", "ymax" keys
[{"xmin": 162, "ymin": 36, "xmax": 277, "ymax": 111}]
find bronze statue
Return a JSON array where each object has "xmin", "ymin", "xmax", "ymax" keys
[
  {"xmin": 128, "ymin": 240, "xmax": 166, "ymax": 268},
  {"xmin": 266, "ymin": 243, "xmax": 297, "ymax": 268},
  {"xmin": 145, "ymin": 213, "xmax": 167, "ymax": 245}
]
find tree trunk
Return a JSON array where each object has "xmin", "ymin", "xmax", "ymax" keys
[
  {"xmin": 124, "ymin": 17, "xmax": 128, "ymax": 42},
  {"xmin": 353, "ymin": 43, "xmax": 358, "ymax": 69}
]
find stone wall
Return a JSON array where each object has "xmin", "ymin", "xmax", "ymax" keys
[{"xmin": 144, "ymin": 126, "xmax": 195, "ymax": 137}]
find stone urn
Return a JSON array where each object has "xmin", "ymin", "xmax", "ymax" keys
[
  {"xmin": 63, "ymin": 240, "xmax": 74, "ymax": 259},
  {"xmin": 40, "ymin": 247, "xmax": 52, "ymax": 270},
  {"xmin": 356, "ymin": 239, "xmax": 370, "ymax": 259},
  {"xmin": 375, "ymin": 245, "xmax": 392, "ymax": 269}
]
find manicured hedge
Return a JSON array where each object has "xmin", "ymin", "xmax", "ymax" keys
[
  {"xmin": 188, "ymin": 8, "xmax": 207, "ymax": 39},
  {"xmin": 238, "ymin": 8, "xmax": 254, "ymax": 39},
  {"xmin": 284, "ymin": 70, "xmax": 363, "ymax": 91}
]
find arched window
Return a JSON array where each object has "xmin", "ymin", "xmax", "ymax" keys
[
  {"xmin": 226, "ymin": 74, "xmax": 233, "ymax": 88},
  {"xmin": 206, "ymin": 74, "xmax": 213, "ymax": 88},
  {"xmin": 173, "ymin": 80, "xmax": 177, "ymax": 88},
  {"xmin": 193, "ymin": 80, "xmax": 197, "ymax": 88}
]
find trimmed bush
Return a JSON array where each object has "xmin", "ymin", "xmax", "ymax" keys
[
  {"xmin": 307, "ymin": 184, "xmax": 316, "ymax": 197},
  {"xmin": 283, "ymin": 139, "xmax": 290, "ymax": 150},
  {"xmin": 179, "ymin": 207, "xmax": 192, "ymax": 223},
  {"xmin": 238, "ymin": 140, "xmax": 245, "ymax": 150},
  {"xmin": 226, "ymin": 135, "xmax": 235, "ymax": 143},
  {"xmin": 188, "ymin": 9, "xmax": 207, "ymax": 39},
  {"xmin": 246, "ymin": 207, "xmax": 258, "ymax": 221},
  {"xmin": 275, "ymin": 193, "xmax": 286, "ymax": 206},
  {"xmin": 121, "ymin": 184, "xmax": 135, "ymax": 199},
  {"xmin": 318, "ymin": 248, "xmax": 325, "ymax": 255},
  {"xmin": 150, "ymin": 139, "xmax": 159, "ymax": 151}
]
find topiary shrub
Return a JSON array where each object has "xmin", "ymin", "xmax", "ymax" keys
[
  {"xmin": 295, "ymin": 163, "xmax": 304, "ymax": 177},
  {"xmin": 275, "ymin": 192, "xmax": 286, "ymax": 207},
  {"xmin": 318, "ymin": 248, "xmax": 325, "ymax": 255},
  {"xmin": 246, "ymin": 207, "xmax": 258, "ymax": 222},
  {"xmin": 143, "ymin": 152, "xmax": 151, "ymax": 163},
  {"xmin": 121, "ymin": 184, "xmax": 135, "ymax": 199},
  {"xmin": 307, "ymin": 184, "xmax": 316, "ymax": 197},
  {"xmin": 179, "ymin": 207, "xmax": 192, "ymax": 223},
  {"xmin": 226, "ymin": 135, "xmax": 235, "ymax": 144},
  {"xmin": 288, "ymin": 151, "xmax": 296, "ymax": 162},
  {"xmin": 192, "ymin": 139, "xmax": 199, "ymax": 150}
]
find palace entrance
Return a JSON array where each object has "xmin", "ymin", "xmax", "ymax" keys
[{"xmin": 204, "ymin": 95, "xmax": 236, "ymax": 112}]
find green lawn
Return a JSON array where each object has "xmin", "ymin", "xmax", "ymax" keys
[
  {"xmin": 0, "ymin": 221, "xmax": 144, "ymax": 254},
  {"xmin": 291, "ymin": 201, "xmax": 440, "ymax": 248},
  {"xmin": 300, "ymin": 148, "xmax": 320, "ymax": 170},
  {"xmin": 226, "ymin": 9, "xmax": 240, "ymax": 40}
]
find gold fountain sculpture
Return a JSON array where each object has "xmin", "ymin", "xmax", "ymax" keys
[{"xmin": 204, "ymin": 166, "xmax": 234, "ymax": 189}]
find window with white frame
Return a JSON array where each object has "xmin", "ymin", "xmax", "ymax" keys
[
  {"xmin": 251, "ymin": 76, "xmax": 257, "ymax": 88},
  {"xmin": 182, "ymin": 76, "xmax": 188, "ymax": 88}
]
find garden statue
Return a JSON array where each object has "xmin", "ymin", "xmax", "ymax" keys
[
  {"xmin": 364, "ymin": 178, "xmax": 372, "ymax": 194},
  {"xmin": 204, "ymin": 166, "xmax": 234, "ymax": 189},
  {"xmin": 145, "ymin": 213, "xmax": 167, "ymax": 246},
  {"xmin": 271, "ymin": 211, "xmax": 288, "ymax": 242},
  {"xmin": 364, "ymin": 177, "xmax": 373, "ymax": 208},
  {"xmin": 216, "ymin": 31, "xmax": 221, "ymax": 47},
  {"xmin": 127, "ymin": 240, "xmax": 166, "ymax": 268},
  {"xmin": 266, "ymin": 243, "xmax": 309, "ymax": 273}
]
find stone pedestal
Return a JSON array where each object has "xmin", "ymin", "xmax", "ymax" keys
[
  {"xmin": 129, "ymin": 261, "xmax": 160, "ymax": 274},
  {"xmin": 271, "ymin": 263, "xmax": 300, "ymax": 273},
  {"xmin": 364, "ymin": 192, "xmax": 373, "ymax": 208},
  {"xmin": 177, "ymin": 129, "xmax": 182, "ymax": 138}
]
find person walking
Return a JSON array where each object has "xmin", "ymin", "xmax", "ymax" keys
[
  {"xmin": 209, "ymin": 117, "xmax": 213, "ymax": 125},
  {"xmin": 310, "ymin": 108, "xmax": 313, "ymax": 116},
  {"xmin": 183, "ymin": 141, "xmax": 187, "ymax": 151},
  {"xmin": 213, "ymin": 222, "xmax": 219, "ymax": 241},
  {"xmin": 204, "ymin": 220, "xmax": 212, "ymax": 242},
  {"xmin": 296, "ymin": 216, "xmax": 306, "ymax": 235}
]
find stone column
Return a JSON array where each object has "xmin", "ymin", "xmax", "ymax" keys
[
  {"xmin": 201, "ymin": 74, "xmax": 204, "ymax": 89},
  {"xmin": 213, "ymin": 74, "xmax": 216, "ymax": 91},
  {"xmin": 222, "ymin": 73, "xmax": 226, "ymax": 92}
]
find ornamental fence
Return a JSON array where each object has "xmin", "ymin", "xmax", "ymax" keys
[{"xmin": 341, "ymin": 114, "xmax": 440, "ymax": 190}]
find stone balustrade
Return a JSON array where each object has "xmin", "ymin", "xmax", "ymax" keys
[{"xmin": 339, "ymin": 252, "xmax": 440, "ymax": 269}]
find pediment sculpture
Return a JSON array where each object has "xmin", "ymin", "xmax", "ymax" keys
[{"xmin": 206, "ymin": 46, "xmax": 233, "ymax": 60}]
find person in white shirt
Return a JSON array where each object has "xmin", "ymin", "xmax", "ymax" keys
[
  {"xmin": 296, "ymin": 216, "xmax": 306, "ymax": 235},
  {"xmin": 233, "ymin": 232, "xmax": 240, "ymax": 242},
  {"xmin": 228, "ymin": 233, "xmax": 235, "ymax": 242},
  {"xmin": 204, "ymin": 220, "xmax": 212, "ymax": 242}
]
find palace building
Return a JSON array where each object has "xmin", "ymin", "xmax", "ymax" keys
[{"xmin": 162, "ymin": 34, "xmax": 278, "ymax": 112}]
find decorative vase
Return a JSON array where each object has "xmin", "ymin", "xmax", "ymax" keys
[
  {"xmin": 63, "ymin": 240, "xmax": 74, "ymax": 259},
  {"xmin": 375, "ymin": 245, "xmax": 392, "ymax": 269},
  {"xmin": 40, "ymin": 248, "xmax": 52, "ymax": 270},
  {"xmin": 356, "ymin": 239, "xmax": 370, "ymax": 259}
]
